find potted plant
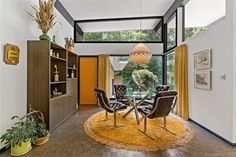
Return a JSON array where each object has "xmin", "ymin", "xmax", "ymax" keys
[
  {"xmin": 64, "ymin": 37, "xmax": 74, "ymax": 51},
  {"xmin": 33, "ymin": 111, "xmax": 49, "ymax": 145},
  {"xmin": 28, "ymin": 0, "xmax": 56, "ymax": 41},
  {"xmin": 0, "ymin": 115, "xmax": 36, "ymax": 156}
]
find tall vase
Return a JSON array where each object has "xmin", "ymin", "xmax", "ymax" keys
[{"xmin": 39, "ymin": 32, "xmax": 51, "ymax": 41}]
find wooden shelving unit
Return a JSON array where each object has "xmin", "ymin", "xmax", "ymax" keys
[{"xmin": 27, "ymin": 40, "xmax": 78, "ymax": 131}]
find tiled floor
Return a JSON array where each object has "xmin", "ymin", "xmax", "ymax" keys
[{"xmin": 1, "ymin": 106, "xmax": 236, "ymax": 157}]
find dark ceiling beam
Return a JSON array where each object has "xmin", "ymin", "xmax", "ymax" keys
[
  {"xmin": 54, "ymin": 0, "xmax": 84, "ymax": 36},
  {"xmin": 154, "ymin": 17, "xmax": 163, "ymax": 32},
  {"xmin": 75, "ymin": 16, "xmax": 162, "ymax": 23},
  {"xmin": 163, "ymin": 0, "xmax": 184, "ymax": 23}
]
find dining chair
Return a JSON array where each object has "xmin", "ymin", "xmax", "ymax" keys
[
  {"xmin": 94, "ymin": 88, "xmax": 127, "ymax": 128},
  {"xmin": 137, "ymin": 91, "xmax": 177, "ymax": 140},
  {"xmin": 114, "ymin": 84, "xmax": 130, "ymax": 106}
]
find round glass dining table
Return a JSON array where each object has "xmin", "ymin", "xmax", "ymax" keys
[{"xmin": 122, "ymin": 93, "xmax": 150, "ymax": 125}]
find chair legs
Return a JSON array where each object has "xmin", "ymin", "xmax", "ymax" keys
[
  {"xmin": 159, "ymin": 116, "xmax": 176, "ymax": 135},
  {"xmin": 97, "ymin": 111, "xmax": 110, "ymax": 122},
  {"xmin": 113, "ymin": 111, "xmax": 124, "ymax": 128},
  {"xmin": 138, "ymin": 117, "xmax": 155, "ymax": 140}
]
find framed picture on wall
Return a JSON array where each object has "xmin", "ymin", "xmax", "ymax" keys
[
  {"xmin": 194, "ymin": 70, "xmax": 212, "ymax": 90},
  {"xmin": 194, "ymin": 49, "xmax": 212, "ymax": 70}
]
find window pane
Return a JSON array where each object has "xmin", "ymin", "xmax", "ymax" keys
[
  {"xmin": 82, "ymin": 29, "xmax": 162, "ymax": 42},
  {"xmin": 185, "ymin": 0, "xmax": 226, "ymax": 40},
  {"xmin": 167, "ymin": 52, "xmax": 175, "ymax": 90},
  {"xmin": 167, "ymin": 13, "xmax": 177, "ymax": 50},
  {"xmin": 110, "ymin": 56, "xmax": 163, "ymax": 96}
]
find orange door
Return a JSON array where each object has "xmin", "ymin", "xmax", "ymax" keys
[{"xmin": 79, "ymin": 57, "xmax": 98, "ymax": 105}]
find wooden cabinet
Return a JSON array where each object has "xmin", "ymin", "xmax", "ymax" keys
[
  {"xmin": 27, "ymin": 40, "xmax": 78, "ymax": 131},
  {"xmin": 50, "ymin": 96, "xmax": 67, "ymax": 129}
]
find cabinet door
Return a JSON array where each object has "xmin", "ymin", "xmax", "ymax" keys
[
  {"xmin": 50, "ymin": 96, "xmax": 67, "ymax": 130},
  {"xmin": 67, "ymin": 79, "xmax": 77, "ymax": 117}
]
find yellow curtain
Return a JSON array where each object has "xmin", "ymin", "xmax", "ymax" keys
[
  {"xmin": 98, "ymin": 54, "xmax": 111, "ymax": 98},
  {"xmin": 174, "ymin": 44, "xmax": 189, "ymax": 120}
]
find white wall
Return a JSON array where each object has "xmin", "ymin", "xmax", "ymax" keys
[
  {"xmin": 184, "ymin": 0, "xmax": 234, "ymax": 142},
  {"xmin": 75, "ymin": 43, "xmax": 163, "ymax": 55},
  {"xmin": 232, "ymin": 0, "xmax": 236, "ymax": 144},
  {"xmin": 0, "ymin": 0, "xmax": 73, "ymax": 148}
]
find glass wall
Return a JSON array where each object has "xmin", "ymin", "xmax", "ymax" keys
[
  {"xmin": 184, "ymin": 0, "xmax": 226, "ymax": 40},
  {"xmin": 110, "ymin": 56, "xmax": 163, "ymax": 95},
  {"xmin": 82, "ymin": 29, "xmax": 162, "ymax": 42},
  {"xmin": 166, "ymin": 52, "xmax": 175, "ymax": 90},
  {"xmin": 166, "ymin": 13, "xmax": 177, "ymax": 50}
]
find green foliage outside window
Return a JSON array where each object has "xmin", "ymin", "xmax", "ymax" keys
[
  {"xmin": 114, "ymin": 56, "xmax": 162, "ymax": 94},
  {"xmin": 167, "ymin": 52, "xmax": 175, "ymax": 90},
  {"xmin": 185, "ymin": 27, "xmax": 206, "ymax": 40},
  {"xmin": 83, "ymin": 29, "xmax": 162, "ymax": 41}
]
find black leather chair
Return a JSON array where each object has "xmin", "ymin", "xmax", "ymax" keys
[
  {"xmin": 138, "ymin": 91, "xmax": 177, "ymax": 140},
  {"xmin": 94, "ymin": 88, "xmax": 127, "ymax": 127},
  {"xmin": 144, "ymin": 85, "xmax": 170, "ymax": 105},
  {"xmin": 114, "ymin": 84, "xmax": 130, "ymax": 106}
]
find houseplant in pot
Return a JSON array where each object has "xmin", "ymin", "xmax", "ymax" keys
[
  {"xmin": 0, "ymin": 115, "xmax": 36, "ymax": 156},
  {"xmin": 64, "ymin": 37, "xmax": 74, "ymax": 51},
  {"xmin": 33, "ymin": 111, "xmax": 49, "ymax": 145},
  {"xmin": 28, "ymin": 0, "xmax": 56, "ymax": 41}
]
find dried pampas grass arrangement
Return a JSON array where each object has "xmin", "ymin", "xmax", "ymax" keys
[{"xmin": 28, "ymin": 0, "xmax": 56, "ymax": 40}]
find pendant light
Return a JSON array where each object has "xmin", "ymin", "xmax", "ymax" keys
[{"xmin": 129, "ymin": 0, "xmax": 152, "ymax": 64}]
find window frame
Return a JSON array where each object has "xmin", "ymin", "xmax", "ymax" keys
[
  {"xmin": 74, "ymin": 16, "xmax": 164, "ymax": 43},
  {"xmin": 164, "ymin": 11, "xmax": 178, "ymax": 52}
]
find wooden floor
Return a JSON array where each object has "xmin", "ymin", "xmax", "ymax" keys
[{"xmin": 1, "ymin": 106, "xmax": 236, "ymax": 157}]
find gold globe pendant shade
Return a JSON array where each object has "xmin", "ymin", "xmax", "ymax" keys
[{"xmin": 129, "ymin": 43, "xmax": 152, "ymax": 64}]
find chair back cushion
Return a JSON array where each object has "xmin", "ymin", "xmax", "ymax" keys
[
  {"xmin": 114, "ymin": 84, "xmax": 127, "ymax": 100},
  {"xmin": 148, "ymin": 91, "xmax": 177, "ymax": 119},
  {"xmin": 94, "ymin": 88, "xmax": 113, "ymax": 113},
  {"xmin": 156, "ymin": 85, "xmax": 170, "ymax": 92}
]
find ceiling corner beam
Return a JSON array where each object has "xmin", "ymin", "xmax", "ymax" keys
[
  {"xmin": 163, "ymin": 0, "xmax": 185, "ymax": 23},
  {"xmin": 154, "ymin": 17, "xmax": 163, "ymax": 32},
  {"xmin": 55, "ymin": 0, "xmax": 84, "ymax": 36}
]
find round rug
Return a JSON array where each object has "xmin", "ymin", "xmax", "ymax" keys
[{"xmin": 84, "ymin": 110, "xmax": 194, "ymax": 151}]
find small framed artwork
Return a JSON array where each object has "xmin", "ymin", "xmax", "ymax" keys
[
  {"xmin": 194, "ymin": 49, "xmax": 211, "ymax": 70},
  {"xmin": 194, "ymin": 70, "xmax": 212, "ymax": 90},
  {"xmin": 4, "ymin": 43, "xmax": 20, "ymax": 65}
]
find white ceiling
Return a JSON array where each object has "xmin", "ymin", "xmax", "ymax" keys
[
  {"xmin": 60, "ymin": 0, "xmax": 175, "ymax": 20},
  {"xmin": 60, "ymin": 0, "xmax": 174, "ymax": 32},
  {"xmin": 79, "ymin": 19, "xmax": 161, "ymax": 32},
  {"xmin": 185, "ymin": 0, "xmax": 226, "ymax": 27}
]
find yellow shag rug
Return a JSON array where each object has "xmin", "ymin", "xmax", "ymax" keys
[{"xmin": 84, "ymin": 110, "xmax": 194, "ymax": 151}]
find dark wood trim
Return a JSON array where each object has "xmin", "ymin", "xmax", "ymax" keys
[
  {"xmin": 74, "ymin": 16, "xmax": 163, "ymax": 43},
  {"xmin": 54, "ymin": 0, "xmax": 74, "ymax": 26},
  {"xmin": 189, "ymin": 118, "xmax": 236, "ymax": 147},
  {"xmin": 163, "ymin": 0, "xmax": 184, "ymax": 23},
  {"xmin": 162, "ymin": 55, "xmax": 167, "ymax": 85},
  {"xmin": 75, "ymin": 16, "xmax": 162, "ymax": 23},
  {"xmin": 55, "ymin": 0, "xmax": 83, "ymax": 36},
  {"xmin": 78, "ymin": 56, "xmax": 99, "ymax": 106},
  {"xmin": 165, "ymin": 11, "xmax": 178, "ymax": 52}
]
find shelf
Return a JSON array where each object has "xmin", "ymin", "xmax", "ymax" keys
[
  {"xmin": 50, "ymin": 94, "xmax": 67, "ymax": 100},
  {"xmin": 67, "ymin": 78, "xmax": 77, "ymax": 80},
  {"xmin": 50, "ymin": 81, "xmax": 66, "ymax": 84},
  {"xmin": 67, "ymin": 67, "xmax": 77, "ymax": 70},
  {"xmin": 51, "ymin": 56, "xmax": 67, "ymax": 62}
]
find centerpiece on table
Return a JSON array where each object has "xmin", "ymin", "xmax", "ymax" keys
[{"xmin": 28, "ymin": 0, "xmax": 56, "ymax": 41}]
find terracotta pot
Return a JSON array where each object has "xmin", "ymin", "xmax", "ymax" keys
[
  {"xmin": 11, "ymin": 139, "xmax": 32, "ymax": 156},
  {"xmin": 66, "ymin": 45, "xmax": 73, "ymax": 52},
  {"xmin": 35, "ymin": 134, "xmax": 49, "ymax": 146}
]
